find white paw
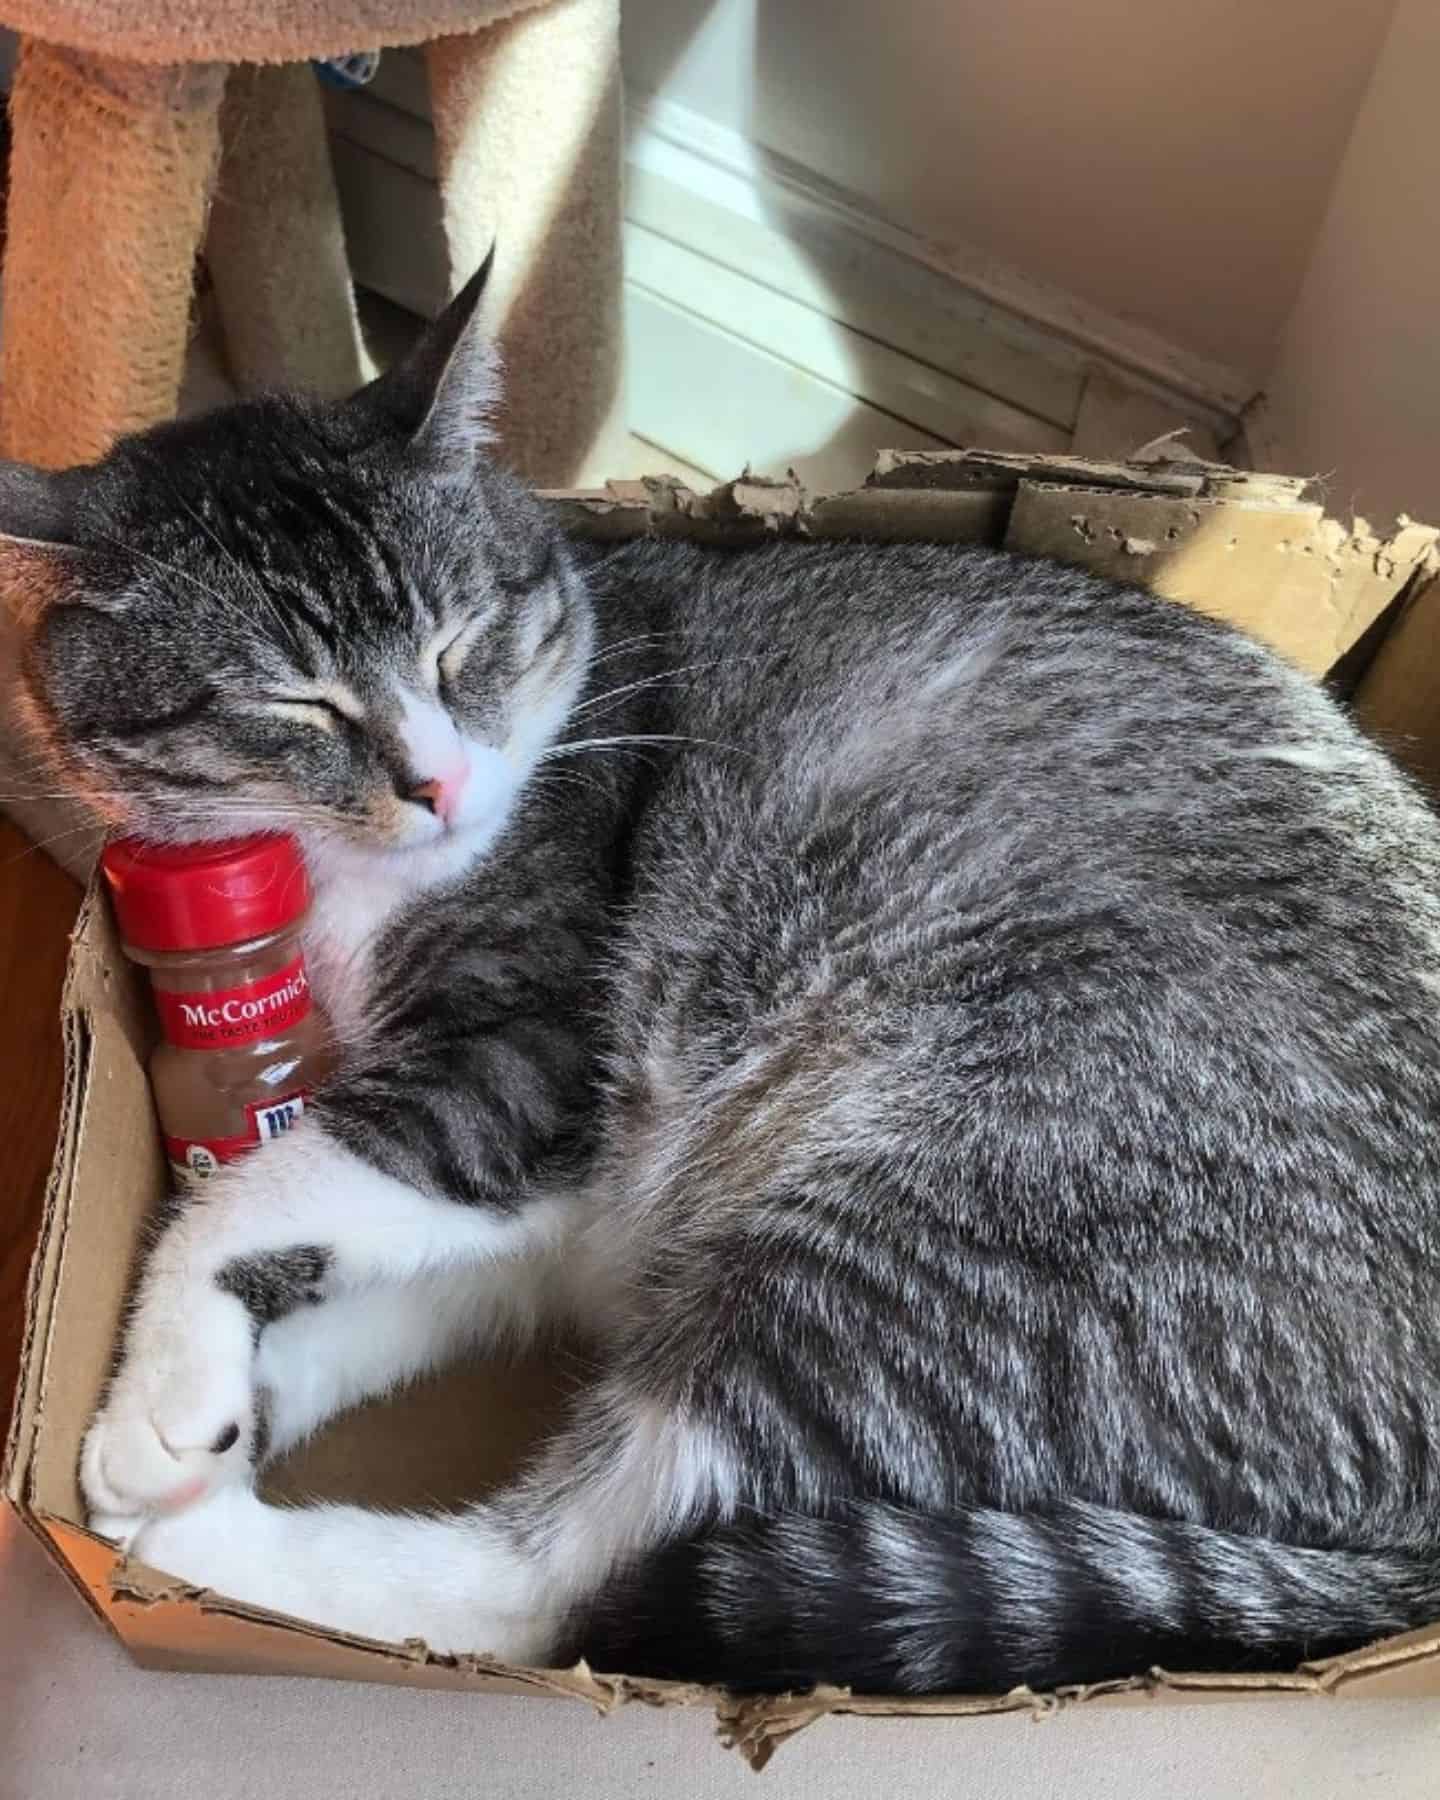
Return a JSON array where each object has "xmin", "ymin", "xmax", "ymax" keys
[
  {"xmin": 81, "ymin": 1283, "xmax": 258, "ymax": 1522},
  {"xmin": 125, "ymin": 1485, "xmax": 278, "ymax": 1600},
  {"xmin": 125, "ymin": 1487, "xmax": 350, "ymax": 1637}
]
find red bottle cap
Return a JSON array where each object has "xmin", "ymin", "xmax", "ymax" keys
[{"xmin": 100, "ymin": 834, "xmax": 311, "ymax": 953}]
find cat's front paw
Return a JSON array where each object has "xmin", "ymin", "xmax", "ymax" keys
[
  {"xmin": 122, "ymin": 1484, "xmax": 281, "ymax": 1603},
  {"xmin": 81, "ymin": 1278, "xmax": 258, "ymax": 1523}
]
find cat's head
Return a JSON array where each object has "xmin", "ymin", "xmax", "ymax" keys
[{"xmin": 0, "ymin": 258, "xmax": 592, "ymax": 863}]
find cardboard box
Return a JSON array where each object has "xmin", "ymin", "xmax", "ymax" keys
[{"xmin": 7, "ymin": 451, "xmax": 1440, "ymax": 1771}]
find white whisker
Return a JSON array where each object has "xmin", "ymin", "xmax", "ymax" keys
[
  {"xmin": 584, "ymin": 630, "xmax": 681, "ymax": 670},
  {"xmin": 542, "ymin": 732, "xmax": 750, "ymax": 764},
  {"xmin": 89, "ymin": 527, "xmax": 251, "ymax": 625},
  {"xmin": 571, "ymin": 660, "xmax": 734, "ymax": 722},
  {"xmin": 164, "ymin": 484, "xmax": 304, "ymax": 654}
]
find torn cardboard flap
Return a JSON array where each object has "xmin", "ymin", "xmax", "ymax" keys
[
  {"xmin": 869, "ymin": 448, "xmax": 1311, "ymax": 507},
  {"xmin": 1003, "ymin": 482, "xmax": 1367, "ymax": 668},
  {"xmin": 540, "ymin": 453, "xmax": 1436, "ymax": 679},
  {"xmin": 806, "ymin": 486, "xmax": 1011, "ymax": 544}
]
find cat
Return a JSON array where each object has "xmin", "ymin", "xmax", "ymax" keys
[{"xmin": 6, "ymin": 259, "xmax": 1440, "ymax": 1695}]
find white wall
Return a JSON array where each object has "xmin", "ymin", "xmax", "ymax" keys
[
  {"xmin": 623, "ymin": 0, "xmax": 1397, "ymax": 381},
  {"xmin": 1265, "ymin": 0, "xmax": 1440, "ymax": 526}
]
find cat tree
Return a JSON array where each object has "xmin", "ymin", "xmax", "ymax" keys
[{"xmin": 0, "ymin": 0, "xmax": 624, "ymax": 487}]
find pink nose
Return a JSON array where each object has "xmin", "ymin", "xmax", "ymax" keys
[{"xmin": 407, "ymin": 763, "xmax": 470, "ymax": 826}]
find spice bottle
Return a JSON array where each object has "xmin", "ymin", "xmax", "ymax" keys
[{"xmin": 100, "ymin": 834, "xmax": 334, "ymax": 1184}]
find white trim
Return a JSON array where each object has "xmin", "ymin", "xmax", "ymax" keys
[
  {"xmin": 627, "ymin": 91, "xmax": 1255, "ymax": 425},
  {"xmin": 624, "ymin": 285, "xmax": 953, "ymax": 493},
  {"xmin": 626, "ymin": 229, "xmax": 1068, "ymax": 459}
]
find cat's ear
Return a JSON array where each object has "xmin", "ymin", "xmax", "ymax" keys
[
  {"xmin": 0, "ymin": 461, "xmax": 87, "ymax": 621},
  {"xmin": 351, "ymin": 248, "xmax": 502, "ymax": 470}
]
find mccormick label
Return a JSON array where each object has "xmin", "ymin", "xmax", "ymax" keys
[
  {"xmin": 165, "ymin": 1089, "xmax": 309, "ymax": 1182},
  {"xmin": 154, "ymin": 955, "xmax": 312, "ymax": 1050}
]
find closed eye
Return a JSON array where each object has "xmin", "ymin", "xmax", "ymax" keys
[
  {"xmin": 430, "ymin": 612, "xmax": 491, "ymax": 689},
  {"xmin": 261, "ymin": 690, "xmax": 364, "ymax": 734}
]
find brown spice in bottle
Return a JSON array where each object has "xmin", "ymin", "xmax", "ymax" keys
[{"xmin": 101, "ymin": 835, "xmax": 334, "ymax": 1183}]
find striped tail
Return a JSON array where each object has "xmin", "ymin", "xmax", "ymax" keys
[{"xmin": 570, "ymin": 1501, "xmax": 1440, "ymax": 1693}]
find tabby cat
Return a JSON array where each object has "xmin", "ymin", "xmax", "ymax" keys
[{"xmin": 7, "ymin": 263, "xmax": 1440, "ymax": 1694}]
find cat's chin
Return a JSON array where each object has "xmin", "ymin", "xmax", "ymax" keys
[{"xmin": 303, "ymin": 804, "xmax": 510, "ymax": 874}]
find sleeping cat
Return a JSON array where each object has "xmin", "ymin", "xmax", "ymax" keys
[{"xmin": 7, "ymin": 261, "xmax": 1440, "ymax": 1693}]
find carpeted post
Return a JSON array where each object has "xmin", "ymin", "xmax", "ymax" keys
[
  {"xmin": 0, "ymin": 41, "xmax": 225, "ymax": 467},
  {"xmin": 205, "ymin": 62, "xmax": 373, "ymax": 401},
  {"xmin": 426, "ymin": 0, "xmax": 626, "ymax": 487}
]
